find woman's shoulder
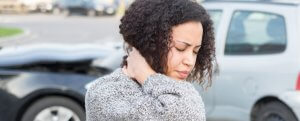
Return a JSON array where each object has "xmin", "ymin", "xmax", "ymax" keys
[
  {"xmin": 85, "ymin": 68, "xmax": 143, "ymax": 109},
  {"xmin": 86, "ymin": 68, "xmax": 142, "ymax": 96},
  {"xmin": 87, "ymin": 68, "xmax": 123, "ymax": 90}
]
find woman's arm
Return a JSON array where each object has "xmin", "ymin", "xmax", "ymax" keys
[
  {"xmin": 85, "ymin": 47, "xmax": 206, "ymax": 121},
  {"xmin": 123, "ymin": 47, "xmax": 205, "ymax": 120},
  {"xmin": 130, "ymin": 73, "xmax": 206, "ymax": 121},
  {"xmin": 85, "ymin": 71, "xmax": 206, "ymax": 121}
]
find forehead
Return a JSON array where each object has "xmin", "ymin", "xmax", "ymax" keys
[{"xmin": 171, "ymin": 21, "xmax": 203, "ymax": 45}]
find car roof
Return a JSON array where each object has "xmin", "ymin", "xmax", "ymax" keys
[{"xmin": 203, "ymin": 0, "xmax": 300, "ymax": 6}]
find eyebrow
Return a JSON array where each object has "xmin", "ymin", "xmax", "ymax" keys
[{"xmin": 176, "ymin": 40, "xmax": 201, "ymax": 47}]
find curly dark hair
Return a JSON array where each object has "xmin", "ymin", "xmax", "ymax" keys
[{"xmin": 119, "ymin": 0, "xmax": 216, "ymax": 86}]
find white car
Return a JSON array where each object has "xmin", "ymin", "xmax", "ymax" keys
[{"xmin": 194, "ymin": 0, "xmax": 300, "ymax": 121}]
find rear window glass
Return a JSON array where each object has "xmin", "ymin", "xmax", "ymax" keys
[{"xmin": 225, "ymin": 11, "xmax": 287, "ymax": 55}]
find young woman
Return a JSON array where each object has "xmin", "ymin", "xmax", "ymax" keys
[{"xmin": 85, "ymin": 0, "xmax": 216, "ymax": 120}]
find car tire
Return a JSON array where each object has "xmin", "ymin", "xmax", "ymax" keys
[
  {"xmin": 21, "ymin": 96, "xmax": 85, "ymax": 121},
  {"xmin": 253, "ymin": 101, "xmax": 298, "ymax": 121}
]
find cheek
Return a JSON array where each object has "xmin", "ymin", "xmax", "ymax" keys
[{"xmin": 167, "ymin": 49, "xmax": 182, "ymax": 72}]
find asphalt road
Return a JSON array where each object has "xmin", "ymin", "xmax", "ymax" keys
[{"xmin": 0, "ymin": 13, "xmax": 123, "ymax": 47}]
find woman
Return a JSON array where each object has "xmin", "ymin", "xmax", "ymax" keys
[{"xmin": 85, "ymin": 0, "xmax": 216, "ymax": 120}]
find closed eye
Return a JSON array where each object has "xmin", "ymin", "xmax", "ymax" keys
[{"xmin": 176, "ymin": 47, "xmax": 185, "ymax": 52}]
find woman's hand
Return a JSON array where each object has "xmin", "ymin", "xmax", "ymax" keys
[{"xmin": 123, "ymin": 47, "xmax": 156, "ymax": 85}]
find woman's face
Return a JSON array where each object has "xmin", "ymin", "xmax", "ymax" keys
[{"xmin": 166, "ymin": 21, "xmax": 203, "ymax": 81}]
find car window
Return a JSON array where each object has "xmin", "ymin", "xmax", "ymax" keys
[
  {"xmin": 207, "ymin": 10, "xmax": 222, "ymax": 34},
  {"xmin": 225, "ymin": 11, "xmax": 287, "ymax": 55}
]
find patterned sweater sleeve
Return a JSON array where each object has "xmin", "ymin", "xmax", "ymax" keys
[
  {"xmin": 85, "ymin": 71, "xmax": 206, "ymax": 121},
  {"xmin": 132, "ymin": 73, "xmax": 206, "ymax": 121}
]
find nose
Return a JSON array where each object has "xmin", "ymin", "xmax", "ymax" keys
[{"xmin": 182, "ymin": 51, "xmax": 196, "ymax": 67}]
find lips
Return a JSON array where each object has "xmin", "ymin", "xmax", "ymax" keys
[{"xmin": 177, "ymin": 71, "xmax": 190, "ymax": 79}]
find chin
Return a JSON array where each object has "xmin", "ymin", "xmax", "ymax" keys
[
  {"xmin": 167, "ymin": 73, "xmax": 186, "ymax": 81},
  {"xmin": 171, "ymin": 76, "xmax": 186, "ymax": 81}
]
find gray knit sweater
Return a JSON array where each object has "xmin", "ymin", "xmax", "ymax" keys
[{"xmin": 85, "ymin": 68, "xmax": 206, "ymax": 121}]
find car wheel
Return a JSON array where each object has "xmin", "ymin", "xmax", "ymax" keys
[
  {"xmin": 253, "ymin": 101, "xmax": 297, "ymax": 121},
  {"xmin": 21, "ymin": 96, "xmax": 85, "ymax": 121}
]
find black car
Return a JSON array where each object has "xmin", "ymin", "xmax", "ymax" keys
[
  {"xmin": 0, "ymin": 43, "xmax": 120, "ymax": 121},
  {"xmin": 52, "ymin": 0, "xmax": 87, "ymax": 16}
]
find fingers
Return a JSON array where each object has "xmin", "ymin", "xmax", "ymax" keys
[
  {"xmin": 128, "ymin": 47, "xmax": 137, "ymax": 57},
  {"xmin": 124, "ymin": 47, "xmax": 154, "ymax": 84},
  {"xmin": 127, "ymin": 47, "xmax": 139, "ymax": 63},
  {"xmin": 129, "ymin": 47, "xmax": 143, "ymax": 60},
  {"xmin": 126, "ymin": 47, "xmax": 140, "ymax": 79}
]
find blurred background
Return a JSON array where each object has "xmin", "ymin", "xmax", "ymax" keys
[
  {"xmin": 1, "ymin": 0, "xmax": 300, "ymax": 121},
  {"xmin": 0, "ymin": 0, "xmax": 137, "ymax": 47}
]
